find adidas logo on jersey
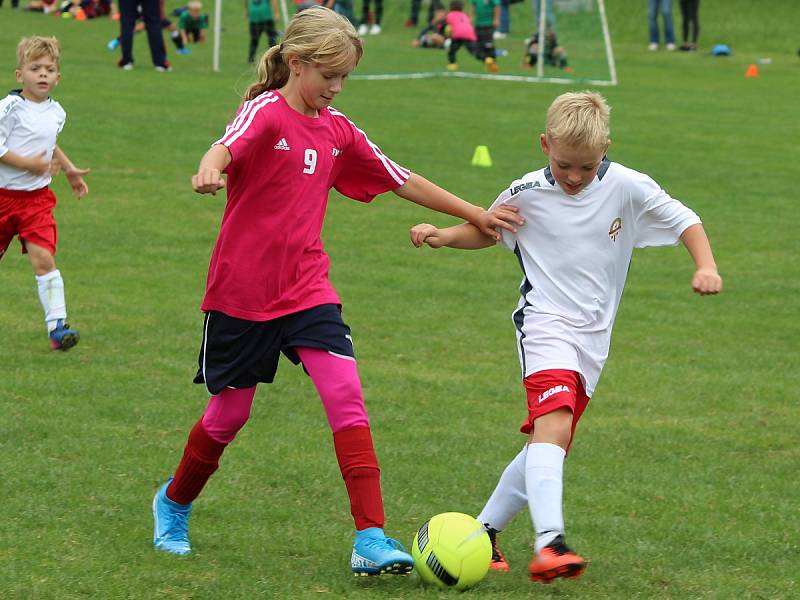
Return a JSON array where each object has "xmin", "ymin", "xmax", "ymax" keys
[{"xmin": 273, "ymin": 138, "xmax": 290, "ymax": 151}]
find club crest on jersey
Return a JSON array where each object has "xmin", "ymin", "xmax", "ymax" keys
[
  {"xmin": 273, "ymin": 138, "xmax": 291, "ymax": 151},
  {"xmin": 608, "ymin": 217, "xmax": 622, "ymax": 241}
]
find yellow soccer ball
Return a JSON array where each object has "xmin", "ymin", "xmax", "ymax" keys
[{"xmin": 411, "ymin": 512, "xmax": 492, "ymax": 591}]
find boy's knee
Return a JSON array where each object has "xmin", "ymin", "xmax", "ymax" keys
[
  {"xmin": 25, "ymin": 243, "xmax": 56, "ymax": 274},
  {"xmin": 529, "ymin": 407, "xmax": 573, "ymax": 448}
]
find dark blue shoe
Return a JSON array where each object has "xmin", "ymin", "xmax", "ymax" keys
[
  {"xmin": 49, "ymin": 319, "xmax": 79, "ymax": 351},
  {"xmin": 351, "ymin": 527, "xmax": 414, "ymax": 576},
  {"xmin": 152, "ymin": 478, "xmax": 192, "ymax": 555}
]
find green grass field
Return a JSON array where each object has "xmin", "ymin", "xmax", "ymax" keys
[{"xmin": 1, "ymin": 1, "xmax": 799, "ymax": 598}]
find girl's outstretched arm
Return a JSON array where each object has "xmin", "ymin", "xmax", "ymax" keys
[
  {"xmin": 394, "ymin": 173, "xmax": 521, "ymax": 240},
  {"xmin": 192, "ymin": 144, "xmax": 231, "ymax": 195}
]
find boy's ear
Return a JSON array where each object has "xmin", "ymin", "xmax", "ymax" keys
[
  {"xmin": 14, "ymin": 69, "xmax": 23, "ymax": 84},
  {"xmin": 539, "ymin": 133, "xmax": 549, "ymax": 155}
]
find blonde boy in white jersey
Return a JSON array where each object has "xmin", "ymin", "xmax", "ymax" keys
[
  {"xmin": 410, "ymin": 91, "xmax": 722, "ymax": 583},
  {"xmin": 0, "ymin": 37, "xmax": 90, "ymax": 350}
]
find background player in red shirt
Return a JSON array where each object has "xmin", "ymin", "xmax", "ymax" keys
[{"xmin": 151, "ymin": 6, "xmax": 519, "ymax": 576}]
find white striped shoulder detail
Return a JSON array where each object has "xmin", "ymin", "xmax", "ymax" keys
[
  {"xmin": 217, "ymin": 92, "xmax": 280, "ymax": 147},
  {"xmin": 327, "ymin": 107, "xmax": 411, "ymax": 186},
  {"xmin": 0, "ymin": 94, "xmax": 23, "ymax": 119}
]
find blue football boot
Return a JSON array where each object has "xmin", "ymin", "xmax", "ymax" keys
[
  {"xmin": 152, "ymin": 478, "xmax": 192, "ymax": 556},
  {"xmin": 49, "ymin": 319, "xmax": 79, "ymax": 351},
  {"xmin": 351, "ymin": 527, "xmax": 414, "ymax": 576}
]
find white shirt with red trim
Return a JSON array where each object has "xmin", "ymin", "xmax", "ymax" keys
[
  {"xmin": 490, "ymin": 159, "xmax": 702, "ymax": 396},
  {"xmin": 202, "ymin": 90, "xmax": 410, "ymax": 321}
]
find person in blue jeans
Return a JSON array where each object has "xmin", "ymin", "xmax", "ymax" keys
[{"xmin": 647, "ymin": 0, "xmax": 675, "ymax": 51}]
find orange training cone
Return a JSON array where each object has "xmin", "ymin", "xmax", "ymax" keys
[{"xmin": 745, "ymin": 64, "xmax": 759, "ymax": 78}]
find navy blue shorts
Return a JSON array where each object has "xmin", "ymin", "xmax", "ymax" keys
[{"xmin": 193, "ymin": 304, "xmax": 355, "ymax": 395}]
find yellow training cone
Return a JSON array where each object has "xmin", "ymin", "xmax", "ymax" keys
[{"xmin": 471, "ymin": 145, "xmax": 492, "ymax": 167}]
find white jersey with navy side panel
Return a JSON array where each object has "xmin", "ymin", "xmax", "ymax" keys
[
  {"xmin": 490, "ymin": 159, "xmax": 701, "ymax": 396},
  {"xmin": 0, "ymin": 92, "xmax": 66, "ymax": 190}
]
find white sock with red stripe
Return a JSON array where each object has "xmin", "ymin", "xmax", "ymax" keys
[
  {"xmin": 477, "ymin": 445, "xmax": 528, "ymax": 531},
  {"xmin": 526, "ymin": 442, "xmax": 566, "ymax": 553},
  {"xmin": 35, "ymin": 269, "xmax": 66, "ymax": 332}
]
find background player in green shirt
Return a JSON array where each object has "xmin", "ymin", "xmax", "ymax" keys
[
  {"xmin": 472, "ymin": 0, "xmax": 500, "ymax": 71},
  {"xmin": 179, "ymin": 1, "xmax": 209, "ymax": 46},
  {"xmin": 246, "ymin": 0, "xmax": 280, "ymax": 64}
]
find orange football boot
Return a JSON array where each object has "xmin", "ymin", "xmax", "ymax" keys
[
  {"xmin": 486, "ymin": 528, "xmax": 510, "ymax": 572},
  {"xmin": 528, "ymin": 535, "xmax": 586, "ymax": 583}
]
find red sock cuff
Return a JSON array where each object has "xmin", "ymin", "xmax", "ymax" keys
[
  {"xmin": 187, "ymin": 418, "xmax": 228, "ymax": 460},
  {"xmin": 333, "ymin": 426, "xmax": 380, "ymax": 477},
  {"xmin": 166, "ymin": 420, "xmax": 228, "ymax": 505}
]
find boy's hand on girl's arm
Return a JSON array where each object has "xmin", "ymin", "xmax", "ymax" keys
[{"xmin": 691, "ymin": 267, "xmax": 722, "ymax": 295}]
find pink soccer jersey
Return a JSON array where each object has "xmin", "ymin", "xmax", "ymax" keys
[
  {"xmin": 201, "ymin": 91, "xmax": 410, "ymax": 321},
  {"xmin": 446, "ymin": 11, "xmax": 477, "ymax": 41}
]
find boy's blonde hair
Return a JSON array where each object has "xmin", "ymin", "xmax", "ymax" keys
[
  {"xmin": 546, "ymin": 91, "xmax": 610, "ymax": 151},
  {"xmin": 16, "ymin": 36, "xmax": 61, "ymax": 69},
  {"xmin": 245, "ymin": 7, "xmax": 362, "ymax": 101},
  {"xmin": 187, "ymin": 0, "xmax": 202, "ymax": 10}
]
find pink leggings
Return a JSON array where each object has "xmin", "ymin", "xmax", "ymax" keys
[{"xmin": 201, "ymin": 347, "xmax": 370, "ymax": 443}]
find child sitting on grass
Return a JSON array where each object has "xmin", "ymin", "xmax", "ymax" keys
[{"xmin": 178, "ymin": 0, "xmax": 209, "ymax": 46}]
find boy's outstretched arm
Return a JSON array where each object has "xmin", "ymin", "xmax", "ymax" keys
[
  {"xmin": 680, "ymin": 223, "xmax": 722, "ymax": 295},
  {"xmin": 410, "ymin": 222, "xmax": 497, "ymax": 250},
  {"xmin": 192, "ymin": 144, "xmax": 230, "ymax": 195},
  {"xmin": 53, "ymin": 145, "xmax": 90, "ymax": 198},
  {"xmin": 394, "ymin": 173, "xmax": 522, "ymax": 240}
]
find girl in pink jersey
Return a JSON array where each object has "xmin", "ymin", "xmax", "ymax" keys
[{"xmin": 152, "ymin": 6, "xmax": 518, "ymax": 576}]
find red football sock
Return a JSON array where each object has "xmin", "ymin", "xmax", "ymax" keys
[
  {"xmin": 167, "ymin": 419, "xmax": 228, "ymax": 505},
  {"xmin": 333, "ymin": 426, "xmax": 384, "ymax": 530}
]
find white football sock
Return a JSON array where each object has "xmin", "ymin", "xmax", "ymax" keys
[
  {"xmin": 526, "ymin": 442, "xmax": 566, "ymax": 553},
  {"xmin": 36, "ymin": 269, "xmax": 67, "ymax": 332},
  {"xmin": 477, "ymin": 446, "xmax": 528, "ymax": 532}
]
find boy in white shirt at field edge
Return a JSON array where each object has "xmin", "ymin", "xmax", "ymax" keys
[
  {"xmin": 410, "ymin": 91, "xmax": 722, "ymax": 584},
  {"xmin": 0, "ymin": 36, "xmax": 90, "ymax": 350}
]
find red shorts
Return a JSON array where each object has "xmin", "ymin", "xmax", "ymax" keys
[
  {"xmin": 0, "ymin": 187, "xmax": 58, "ymax": 259},
  {"xmin": 520, "ymin": 369, "xmax": 590, "ymax": 446}
]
